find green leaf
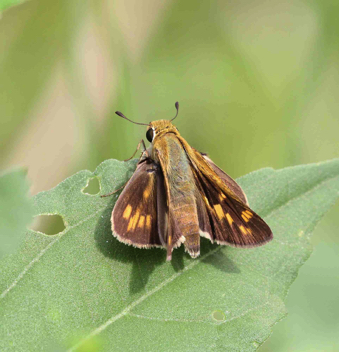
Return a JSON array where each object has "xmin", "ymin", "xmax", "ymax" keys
[
  {"xmin": 1, "ymin": 158, "xmax": 339, "ymax": 351},
  {"xmin": 0, "ymin": 169, "xmax": 33, "ymax": 258}
]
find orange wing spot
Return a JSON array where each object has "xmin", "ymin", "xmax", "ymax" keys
[
  {"xmin": 123, "ymin": 205, "xmax": 132, "ymax": 219},
  {"xmin": 226, "ymin": 213, "xmax": 234, "ymax": 225},
  {"xmin": 127, "ymin": 217, "xmax": 133, "ymax": 231},
  {"xmin": 241, "ymin": 215, "xmax": 248, "ymax": 222},
  {"xmin": 203, "ymin": 196, "xmax": 210, "ymax": 207},
  {"xmin": 138, "ymin": 215, "xmax": 145, "ymax": 228},
  {"xmin": 241, "ymin": 210, "xmax": 253, "ymax": 222},
  {"xmin": 214, "ymin": 204, "xmax": 224, "ymax": 220},
  {"xmin": 219, "ymin": 193, "xmax": 226, "ymax": 201},
  {"xmin": 239, "ymin": 225, "xmax": 248, "ymax": 235},
  {"xmin": 127, "ymin": 212, "xmax": 140, "ymax": 231},
  {"xmin": 241, "ymin": 213, "xmax": 250, "ymax": 222},
  {"xmin": 146, "ymin": 215, "xmax": 152, "ymax": 229},
  {"xmin": 245, "ymin": 210, "xmax": 253, "ymax": 217},
  {"xmin": 168, "ymin": 235, "xmax": 172, "ymax": 246},
  {"xmin": 143, "ymin": 181, "xmax": 153, "ymax": 200}
]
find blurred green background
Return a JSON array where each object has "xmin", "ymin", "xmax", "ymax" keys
[{"xmin": 1, "ymin": 0, "xmax": 338, "ymax": 350}]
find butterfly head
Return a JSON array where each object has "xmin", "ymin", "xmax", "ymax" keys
[
  {"xmin": 146, "ymin": 120, "xmax": 180, "ymax": 143},
  {"xmin": 146, "ymin": 102, "xmax": 180, "ymax": 142}
]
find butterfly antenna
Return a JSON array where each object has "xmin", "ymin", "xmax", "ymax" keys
[
  {"xmin": 115, "ymin": 111, "xmax": 149, "ymax": 126},
  {"xmin": 170, "ymin": 102, "xmax": 179, "ymax": 122}
]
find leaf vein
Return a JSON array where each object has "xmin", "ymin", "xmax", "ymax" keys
[{"xmin": 127, "ymin": 313, "xmax": 207, "ymax": 324}]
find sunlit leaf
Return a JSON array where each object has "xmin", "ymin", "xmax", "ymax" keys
[{"xmin": 1, "ymin": 158, "xmax": 338, "ymax": 351}]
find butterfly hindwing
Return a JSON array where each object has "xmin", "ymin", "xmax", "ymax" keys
[{"xmin": 111, "ymin": 158, "xmax": 162, "ymax": 248}]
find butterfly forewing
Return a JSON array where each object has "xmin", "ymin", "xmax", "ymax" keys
[
  {"xmin": 197, "ymin": 170, "xmax": 272, "ymax": 246},
  {"xmin": 200, "ymin": 152, "xmax": 248, "ymax": 205},
  {"xmin": 186, "ymin": 148, "xmax": 273, "ymax": 247},
  {"xmin": 112, "ymin": 158, "xmax": 162, "ymax": 248}
]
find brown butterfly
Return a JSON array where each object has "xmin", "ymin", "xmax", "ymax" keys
[{"xmin": 103, "ymin": 102, "xmax": 273, "ymax": 261}]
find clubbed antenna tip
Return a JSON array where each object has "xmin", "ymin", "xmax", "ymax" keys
[
  {"xmin": 171, "ymin": 101, "xmax": 179, "ymax": 121},
  {"xmin": 115, "ymin": 110, "xmax": 148, "ymax": 126}
]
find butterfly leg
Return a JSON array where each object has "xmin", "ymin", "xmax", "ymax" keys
[
  {"xmin": 101, "ymin": 140, "xmax": 149, "ymax": 198},
  {"xmin": 100, "ymin": 183, "xmax": 127, "ymax": 198},
  {"xmin": 124, "ymin": 139, "xmax": 148, "ymax": 161}
]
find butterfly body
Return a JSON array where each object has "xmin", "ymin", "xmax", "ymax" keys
[
  {"xmin": 152, "ymin": 125, "xmax": 201, "ymax": 258},
  {"xmin": 111, "ymin": 111, "xmax": 273, "ymax": 261}
]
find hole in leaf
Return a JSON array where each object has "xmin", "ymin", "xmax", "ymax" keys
[
  {"xmin": 30, "ymin": 214, "xmax": 66, "ymax": 235},
  {"xmin": 212, "ymin": 310, "xmax": 226, "ymax": 323},
  {"xmin": 83, "ymin": 177, "xmax": 100, "ymax": 195}
]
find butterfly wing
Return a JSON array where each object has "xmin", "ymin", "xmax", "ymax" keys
[
  {"xmin": 111, "ymin": 158, "xmax": 163, "ymax": 248},
  {"xmin": 192, "ymin": 168, "xmax": 273, "ymax": 247},
  {"xmin": 178, "ymin": 141, "xmax": 273, "ymax": 247},
  {"xmin": 199, "ymin": 151, "xmax": 248, "ymax": 205}
]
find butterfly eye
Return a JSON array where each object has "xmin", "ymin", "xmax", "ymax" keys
[{"xmin": 146, "ymin": 128, "xmax": 154, "ymax": 142}]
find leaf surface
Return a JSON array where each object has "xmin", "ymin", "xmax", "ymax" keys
[
  {"xmin": 1, "ymin": 158, "xmax": 339, "ymax": 351},
  {"xmin": 0, "ymin": 169, "xmax": 33, "ymax": 258}
]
